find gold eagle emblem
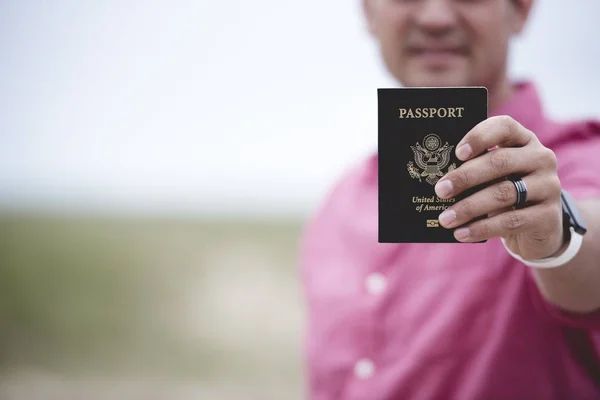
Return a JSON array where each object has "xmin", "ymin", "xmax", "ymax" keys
[{"xmin": 407, "ymin": 134, "xmax": 456, "ymax": 186}]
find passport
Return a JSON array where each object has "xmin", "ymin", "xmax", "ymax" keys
[{"xmin": 378, "ymin": 87, "xmax": 488, "ymax": 243}]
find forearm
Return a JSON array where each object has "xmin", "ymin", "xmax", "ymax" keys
[{"xmin": 531, "ymin": 199, "xmax": 600, "ymax": 314}]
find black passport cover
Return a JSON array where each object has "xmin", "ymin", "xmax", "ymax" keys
[{"xmin": 378, "ymin": 87, "xmax": 488, "ymax": 243}]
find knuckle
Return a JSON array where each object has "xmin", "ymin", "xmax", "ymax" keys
[
  {"xmin": 554, "ymin": 203, "xmax": 564, "ymax": 224},
  {"xmin": 547, "ymin": 202, "xmax": 562, "ymax": 223},
  {"xmin": 539, "ymin": 175, "xmax": 562, "ymax": 201},
  {"xmin": 549, "ymin": 176, "xmax": 562, "ymax": 199},
  {"xmin": 476, "ymin": 220, "xmax": 491, "ymax": 238},
  {"xmin": 533, "ymin": 146, "xmax": 558, "ymax": 171},
  {"xmin": 454, "ymin": 169, "xmax": 472, "ymax": 190},
  {"xmin": 536, "ymin": 147, "xmax": 558, "ymax": 170},
  {"xmin": 458, "ymin": 197, "xmax": 476, "ymax": 218},
  {"xmin": 489, "ymin": 150, "xmax": 512, "ymax": 173},
  {"xmin": 498, "ymin": 115, "xmax": 516, "ymax": 133},
  {"xmin": 502, "ymin": 213, "xmax": 526, "ymax": 230},
  {"xmin": 524, "ymin": 128, "xmax": 536, "ymax": 143},
  {"xmin": 545, "ymin": 148, "xmax": 558, "ymax": 169},
  {"xmin": 494, "ymin": 181, "xmax": 514, "ymax": 204}
]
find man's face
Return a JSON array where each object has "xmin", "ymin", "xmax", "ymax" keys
[{"xmin": 364, "ymin": 0, "xmax": 530, "ymax": 88}]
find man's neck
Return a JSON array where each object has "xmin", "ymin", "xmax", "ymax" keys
[{"xmin": 487, "ymin": 77, "xmax": 514, "ymax": 114}]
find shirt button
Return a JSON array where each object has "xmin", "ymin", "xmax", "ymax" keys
[
  {"xmin": 354, "ymin": 358, "xmax": 375, "ymax": 379},
  {"xmin": 365, "ymin": 273, "xmax": 387, "ymax": 295}
]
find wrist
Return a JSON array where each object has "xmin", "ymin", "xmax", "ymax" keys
[
  {"xmin": 502, "ymin": 190, "xmax": 587, "ymax": 269},
  {"xmin": 501, "ymin": 226, "xmax": 584, "ymax": 269}
]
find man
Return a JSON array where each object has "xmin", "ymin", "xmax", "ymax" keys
[{"xmin": 299, "ymin": 0, "xmax": 600, "ymax": 398}]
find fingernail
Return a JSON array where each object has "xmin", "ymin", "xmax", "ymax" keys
[
  {"xmin": 438, "ymin": 209, "xmax": 456, "ymax": 227},
  {"xmin": 456, "ymin": 143, "xmax": 472, "ymax": 160},
  {"xmin": 454, "ymin": 227, "xmax": 470, "ymax": 240},
  {"xmin": 435, "ymin": 179, "xmax": 453, "ymax": 198}
]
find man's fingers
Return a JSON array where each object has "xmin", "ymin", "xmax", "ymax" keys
[
  {"xmin": 456, "ymin": 115, "xmax": 536, "ymax": 161},
  {"xmin": 452, "ymin": 204, "xmax": 558, "ymax": 243},
  {"xmin": 435, "ymin": 147, "xmax": 554, "ymax": 198},
  {"xmin": 438, "ymin": 174, "xmax": 559, "ymax": 229}
]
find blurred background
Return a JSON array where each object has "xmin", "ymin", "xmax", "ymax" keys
[{"xmin": 1, "ymin": 0, "xmax": 599, "ymax": 399}]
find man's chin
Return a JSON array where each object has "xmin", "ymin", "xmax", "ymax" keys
[{"xmin": 400, "ymin": 70, "xmax": 471, "ymax": 88}]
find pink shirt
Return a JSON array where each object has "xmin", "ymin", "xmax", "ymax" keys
[{"xmin": 300, "ymin": 82, "xmax": 600, "ymax": 399}]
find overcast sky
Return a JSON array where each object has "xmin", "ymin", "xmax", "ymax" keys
[{"xmin": 1, "ymin": 0, "xmax": 599, "ymax": 218}]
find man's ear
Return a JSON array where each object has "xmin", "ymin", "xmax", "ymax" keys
[
  {"xmin": 511, "ymin": 0, "xmax": 535, "ymax": 35},
  {"xmin": 362, "ymin": 0, "xmax": 378, "ymax": 36}
]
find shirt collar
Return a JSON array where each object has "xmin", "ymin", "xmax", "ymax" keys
[{"xmin": 490, "ymin": 80, "xmax": 546, "ymax": 131}]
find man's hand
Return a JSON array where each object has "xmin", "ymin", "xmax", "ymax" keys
[{"xmin": 435, "ymin": 115, "xmax": 565, "ymax": 261}]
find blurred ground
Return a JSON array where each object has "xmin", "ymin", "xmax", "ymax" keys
[{"xmin": 0, "ymin": 213, "xmax": 306, "ymax": 399}]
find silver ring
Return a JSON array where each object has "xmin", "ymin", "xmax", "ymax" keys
[{"xmin": 510, "ymin": 177, "xmax": 528, "ymax": 209}]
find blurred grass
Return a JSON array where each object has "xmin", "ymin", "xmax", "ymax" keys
[{"xmin": 0, "ymin": 212, "xmax": 306, "ymax": 399}]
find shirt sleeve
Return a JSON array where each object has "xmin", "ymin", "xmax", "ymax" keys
[
  {"xmin": 527, "ymin": 271, "xmax": 600, "ymax": 330},
  {"xmin": 554, "ymin": 120, "xmax": 600, "ymax": 200},
  {"xmin": 526, "ymin": 119, "xmax": 600, "ymax": 330}
]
